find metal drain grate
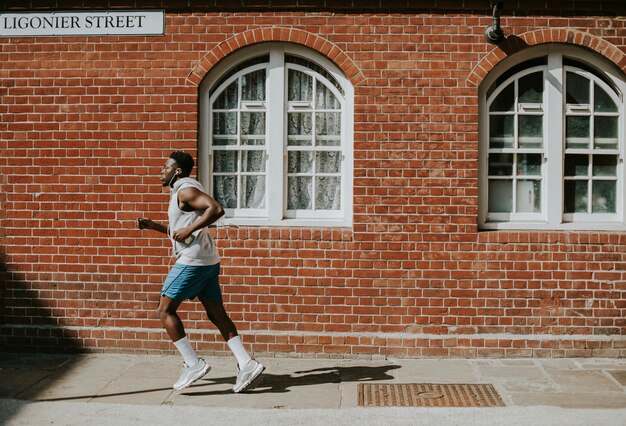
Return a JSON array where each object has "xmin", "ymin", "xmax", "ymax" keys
[{"xmin": 358, "ymin": 383, "xmax": 505, "ymax": 407}]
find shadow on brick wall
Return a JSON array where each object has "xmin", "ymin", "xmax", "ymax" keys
[
  {"xmin": 0, "ymin": 249, "xmax": 83, "ymax": 354},
  {"xmin": 498, "ymin": 35, "xmax": 530, "ymax": 57},
  {"xmin": 0, "ymin": 245, "xmax": 88, "ymax": 422},
  {"xmin": 1, "ymin": 252, "xmax": 5, "ymax": 337}
]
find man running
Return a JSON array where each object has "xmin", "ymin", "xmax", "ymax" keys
[{"xmin": 137, "ymin": 151, "xmax": 264, "ymax": 392}]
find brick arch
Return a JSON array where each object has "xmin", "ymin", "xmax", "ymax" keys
[
  {"xmin": 468, "ymin": 29, "xmax": 626, "ymax": 87},
  {"xmin": 187, "ymin": 27, "xmax": 365, "ymax": 87}
]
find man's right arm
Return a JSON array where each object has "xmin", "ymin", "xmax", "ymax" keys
[{"xmin": 137, "ymin": 218, "xmax": 168, "ymax": 235}]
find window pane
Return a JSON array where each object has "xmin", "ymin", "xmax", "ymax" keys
[
  {"xmin": 288, "ymin": 69, "xmax": 312, "ymax": 102},
  {"xmin": 288, "ymin": 112, "xmax": 312, "ymax": 135},
  {"xmin": 566, "ymin": 72, "xmax": 590, "ymax": 104},
  {"xmin": 214, "ymin": 176, "xmax": 237, "ymax": 208},
  {"xmin": 213, "ymin": 82, "xmax": 238, "ymax": 109},
  {"xmin": 213, "ymin": 112, "xmax": 237, "ymax": 135},
  {"xmin": 287, "ymin": 176, "xmax": 312, "ymax": 209},
  {"xmin": 316, "ymin": 112, "xmax": 341, "ymax": 136},
  {"xmin": 516, "ymin": 180, "xmax": 541, "ymax": 213},
  {"xmin": 518, "ymin": 72, "xmax": 543, "ymax": 103},
  {"xmin": 593, "ymin": 155, "xmax": 617, "ymax": 177},
  {"xmin": 594, "ymin": 116, "xmax": 618, "ymax": 149},
  {"xmin": 489, "ymin": 83, "xmax": 514, "ymax": 112},
  {"xmin": 241, "ymin": 69, "xmax": 266, "ymax": 102},
  {"xmin": 241, "ymin": 175, "xmax": 265, "ymax": 208},
  {"xmin": 488, "ymin": 153, "xmax": 513, "ymax": 176},
  {"xmin": 242, "ymin": 150, "xmax": 266, "ymax": 173},
  {"xmin": 489, "ymin": 115, "xmax": 514, "ymax": 148},
  {"xmin": 316, "ymin": 151, "xmax": 341, "ymax": 173},
  {"xmin": 209, "ymin": 55, "xmax": 268, "ymax": 100},
  {"xmin": 288, "ymin": 151, "xmax": 313, "ymax": 173},
  {"xmin": 592, "ymin": 180, "xmax": 616, "ymax": 213},
  {"xmin": 564, "ymin": 180, "xmax": 588, "ymax": 213},
  {"xmin": 488, "ymin": 180, "xmax": 512, "ymax": 213},
  {"xmin": 517, "ymin": 154, "xmax": 542, "ymax": 176},
  {"xmin": 565, "ymin": 116, "xmax": 590, "ymax": 149},
  {"xmin": 564, "ymin": 154, "xmax": 589, "ymax": 176},
  {"xmin": 594, "ymin": 84, "xmax": 617, "ymax": 113},
  {"xmin": 240, "ymin": 112, "xmax": 265, "ymax": 136},
  {"xmin": 213, "ymin": 151, "xmax": 238, "ymax": 173},
  {"xmin": 286, "ymin": 54, "xmax": 344, "ymax": 96},
  {"xmin": 518, "ymin": 115, "xmax": 543, "ymax": 148},
  {"xmin": 316, "ymin": 176, "xmax": 341, "ymax": 210},
  {"xmin": 316, "ymin": 82, "xmax": 340, "ymax": 109}
]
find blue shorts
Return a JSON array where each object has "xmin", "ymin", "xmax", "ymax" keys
[{"xmin": 161, "ymin": 263, "xmax": 222, "ymax": 301}]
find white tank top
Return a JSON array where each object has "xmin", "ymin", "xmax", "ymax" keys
[{"xmin": 168, "ymin": 178, "xmax": 220, "ymax": 266}]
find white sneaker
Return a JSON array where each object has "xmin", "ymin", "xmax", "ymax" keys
[
  {"xmin": 233, "ymin": 359, "xmax": 265, "ymax": 393},
  {"xmin": 173, "ymin": 358, "xmax": 210, "ymax": 391}
]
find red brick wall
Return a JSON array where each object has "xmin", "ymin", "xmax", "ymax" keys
[{"xmin": 1, "ymin": 2, "xmax": 625, "ymax": 358}]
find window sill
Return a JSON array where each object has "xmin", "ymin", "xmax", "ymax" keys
[
  {"xmin": 218, "ymin": 217, "xmax": 353, "ymax": 228},
  {"xmin": 479, "ymin": 221, "xmax": 626, "ymax": 232}
]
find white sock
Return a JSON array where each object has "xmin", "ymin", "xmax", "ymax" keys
[
  {"xmin": 227, "ymin": 336, "xmax": 252, "ymax": 368},
  {"xmin": 173, "ymin": 336, "xmax": 199, "ymax": 367}
]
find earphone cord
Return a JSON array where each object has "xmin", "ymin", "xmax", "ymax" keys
[{"xmin": 167, "ymin": 172, "xmax": 179, "ymax": 187}]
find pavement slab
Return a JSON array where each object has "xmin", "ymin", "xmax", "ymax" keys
[
  {"xmin": 546, "ymin": 370, "xmax": 624, "ymax": 393},
  {"xmin": 0, "ymin": 353, "xmax": 75, "ymax": 399},
  {"xmin": 509, "ymin": 391, "xmax": 626, "ymax": 409},
  {"xmin": 16, "ymin": 355, "xmax": 137, "ymax": 402},
  {"xmin": 608, "ymin": 370, "xmax": 626, "ymax": 386},
  {"xmin": 535, "ymin": 359, "xmax": 581, "ymax": 370},
  {"xmin": 388, "ymin": 359, "xmax": 476, "ymax": 383}
]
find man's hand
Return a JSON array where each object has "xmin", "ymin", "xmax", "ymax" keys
[
  {"xmin": 137, "ymin": 217, "xmax": 154, "ymax": 230},
  {"xmin": 172, "ymin": 227, "xmax": 194, "ymax": 244},
  {"xmin": 137, "ymin": 217, "xmax": 168, "ymax": 235}
]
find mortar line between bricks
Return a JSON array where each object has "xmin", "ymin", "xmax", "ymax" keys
[{"xmin": 4, "ymin": 323, "xmax": 623, "ymax": 342}]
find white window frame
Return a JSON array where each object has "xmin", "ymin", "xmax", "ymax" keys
[
  {"xmin": 199, "ymin": 43, "xmax": 354, "ymax": 227},
  {"xmin": 479, "ymin": 45, "xmax": 626, "ymax": 230}
]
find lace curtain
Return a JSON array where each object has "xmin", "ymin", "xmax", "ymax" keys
[
  {"xmin": 213, "ymin": 70, "xmax": 267, "ymax": 209},
  {"xmin": 211, "ymin": 65, "xmax": 342, "ymax": 212},
  {"xmin": 287, "ymin": 69, "xmax": 342, "ymax": 210}
]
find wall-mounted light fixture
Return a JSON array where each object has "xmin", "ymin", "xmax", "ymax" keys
[{"xmin": 485, "ymin": 1, "xmax": 505, "ymax": 44}]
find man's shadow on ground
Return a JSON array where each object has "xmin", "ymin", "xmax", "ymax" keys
[
  {"xmin": 34, "ymin": 364, "xmax": 401, "ymax": 401},
  {"xmin": 185, "ymin": 364, "xmax": 402, "ymax": 396}
]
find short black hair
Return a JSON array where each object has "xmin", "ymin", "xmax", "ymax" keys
[{"xmin": 169, "ymin": 151, "xmax": 194, "ymax": 177}]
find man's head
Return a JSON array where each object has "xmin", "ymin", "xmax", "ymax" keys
[{"xmin": 160, "ymin": 151, "xmax": 194, "ymax": 187}]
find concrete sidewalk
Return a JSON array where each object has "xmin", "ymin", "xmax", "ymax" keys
[{"xmin": 1, "ymin": 352, "xmax": 625, "ymax": 425}]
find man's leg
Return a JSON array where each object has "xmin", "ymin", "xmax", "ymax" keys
[
  {"xmin": 156, "ymin": 295, "xmax": 185, "ymax": 342},
  {"xmin": 199, "ymin": 296, "xmax": 264, "ymax": 393},
  {"xmin": 198, "ymin": 297, "xmax": 251, "ymax": 370},
  {"xmin": 157, "ymin": 295, "xmax": 209, "ymax": 390},
  {"xmin": 198, "ymin": 296, "xmax": 238, "ymax": 341}
]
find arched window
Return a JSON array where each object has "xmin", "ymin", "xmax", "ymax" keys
[
  {"xmin": 199, "ymin": 43, "xmax": 354, "ymax": 227},
  {"xmin": 479, "ymin": 46, "xmax": 626, "ymax": 230}
]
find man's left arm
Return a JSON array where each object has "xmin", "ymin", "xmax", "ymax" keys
[{"xmin": 170, "ymin": 187, "xmax": 225, "ymax": 243}]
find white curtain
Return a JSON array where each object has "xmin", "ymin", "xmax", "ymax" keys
[
  {"xmin": 212, "ymin": 70, "xmax": 267, "ymax": 209},
  {"xmin": 211, "ymin": 66, "xmax": 342, "ymax": 212},
  {"xmin": 287, "ymin": 69, "xmax": 342, "ymax": 211}
]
